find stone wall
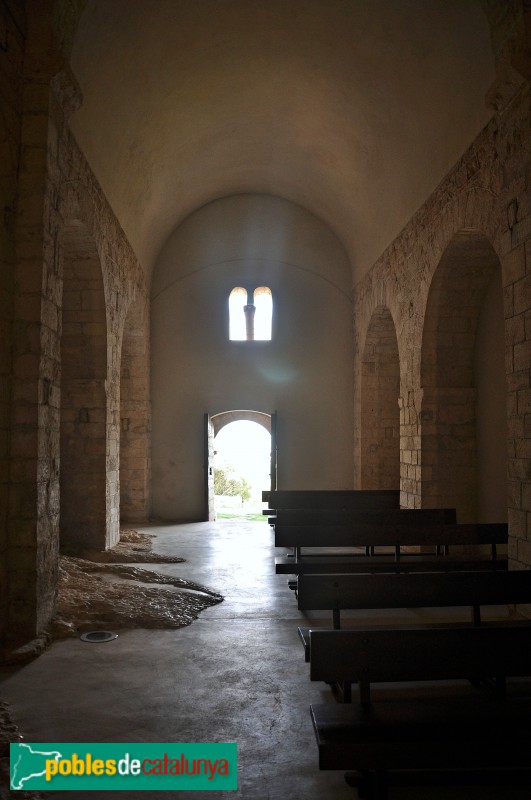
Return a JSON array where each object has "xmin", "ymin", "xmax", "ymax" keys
[
  {"xmin": 353, "ymin": 79, "xmax": 530, "ymax": 563},
  {"xmin": 49, "ymin": 84, "xmax": 149, "ymax": 554},
  {"xmin": 3, "ymin": 0, "xmax": 149, "ymax": 648},
  {"xmin": 120, "ymin": 292, "xmax": 151, "ymax": 522},
  {"xmin": 59, "ymin": 224, "xmax": 107, "ymax": 551},
  {"xmin": 151, "ymin": 194, "xmax": 354, "ymax": 520},
  {"xmin": 0, "ymin": 1, "xmax": 26, "ymax": 647},
  {"xmin": 360, "ymin": 306, "xmax": 400, "ymax": 490}
]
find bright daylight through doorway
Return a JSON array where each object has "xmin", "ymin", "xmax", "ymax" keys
[{"xmin": 213, "ymin": 421, "xmax": 271, "ymax": 520}]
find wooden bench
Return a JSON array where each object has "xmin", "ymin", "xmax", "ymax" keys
[
  {"xmin": 263, "ymin": 488, "xmax": 401, "ymax": 528},
  {"xmin": 275, "ymin": 514, "xmax": 507, "ymax": 575},
  {"xmin": 266, "ymin": 497, "xmax": 440, "ymax": 588},
  {"xmin": 274, "ymin": 507, "xmax": 457, "ymax": 550},
  {"xmin": 297, "ymin": 568, "xmax": 529, "ymax": 663},
  {"xmin": 309, "ymin": 623, "xmax": 531, "ymax": 798}
]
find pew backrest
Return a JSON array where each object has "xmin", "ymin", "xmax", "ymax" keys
[
  {"xmin": 274, "ymin": 507, "xmax": 456, "ymax": 527},
  {"xmin": 276, "ymin": 521, "xmax": 506, "ymax": 552},
  {"xmin": 310, "ymin": 624, "xmax": 531, "ymax": 703},
  {"xmin": 297, "ymin": 568, "xmax": 526, "ymax": 659},
  {"xmin": 297, "ymin": 568, "xmax": 528, "ymax": 616},
  {"xmin": 263, "ymin": 489, "xmax": 400, "ymax": 511}
]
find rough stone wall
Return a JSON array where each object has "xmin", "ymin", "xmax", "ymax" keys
[
  {"xmin": 482, "ymin": 2, "xmax": 531, "ymax": 557},
  {"xmin": 59, "ymin": 227, "xmax": 107, "ymax": 551},
  {"xmin": 420, "ymin": 233, "xmax": 502, "ymax": 522},
  {"xmin": 0, "ymin": 1, "xmax": 26, "ymax": 647},
  {"xmin": 501, "ymin": 84, "xmax": 531, "ymax": 565},
  {"xmin": 360, "ymin": 306, "xmax": 400, "ymax": 490},
  {"xmin": 3, "ymin": 0, "xmax": 149, "ymax": 647},
  {"xmin": 48, "ymin": 84, "xmax": 149, "ymax": 547},
  {"xmin": 7, "ymin": 0, "xmax": 61, "ymax": 643},
  {"xmin": 353, "ymin": 78, "xmax": 530, "ymax": 562},
  {"xmin": 120, "ymin": 292, "xmax": 151, "ymax": 522}
]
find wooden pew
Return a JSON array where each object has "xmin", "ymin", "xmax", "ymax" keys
[
  {"xmin": 275, "ymin": 515, "xmax": 506, "ymax": 575},
  {"xmin": 297, "ymin": 568, "xmax": 529, "ymax": 662},
  {"xmin": 275, "ymin": 507, "xmax": 456, "ymax": 552},
  {"xmin": 266, "ymin": 494, "xmax": 434, "ymax": 586},
  {"xmin": 309, "ymin": 623, "xmax": 531, "ymax": 798},
  {"xmin": 263, "ymin": 488, "xmax": 401, "ymax": 528},
  {"xmin": 263, "ymin": 488, "xmax": 400, "ymax": 512}
]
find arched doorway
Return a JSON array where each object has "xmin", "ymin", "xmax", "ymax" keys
[{"xmin": 204, "ymin": 411, "xmax": 275, "ymax": 521}]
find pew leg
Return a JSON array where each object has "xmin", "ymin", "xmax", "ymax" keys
[
  {"xmin": 373, "ymin": 770, "xmax": 389, "ymax": 800},
  {"xmin": 344, "ymin": 770, "xmax": 372, "ymax": 798},
  {"xmin": 345, "ymin": 770, "xmax": 389, "ymax": 800}
]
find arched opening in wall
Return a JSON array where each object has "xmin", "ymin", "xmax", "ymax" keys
[
  {"xmin": 360, "ymin": 306, "xmax": 400, "ymax": 490},
  {"xmin": 120, "ymin": 294, "xmax": 151, "ymax": 522},
  {"xmin": 420, "ymin": 231, "xmax": 507, "ymax": 522},
  {"xmin": 60, "ymin": 223, "xmax": 108, "ymax": 551},
  {"xmin": 210, "ymin": 412, "xmax": 271, "ymax": 520}
]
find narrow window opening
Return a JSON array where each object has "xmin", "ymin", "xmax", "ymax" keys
[
  {"xmin": 229, "ymin": 287, "xmax": 247, "ymax": 340},
  {"xmin": 229, "ymin": 286, "xmax": 272, "ymax": 341},
  {"xmin": 253, "ymin": 287, "xmax": 272, "ymax": 340}
]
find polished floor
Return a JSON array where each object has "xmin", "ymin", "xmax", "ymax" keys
[{"xmin": 1, "ymin": 520, "xmax": 529, "ymax": 799}]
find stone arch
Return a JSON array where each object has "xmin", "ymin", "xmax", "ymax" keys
[
  {"xmin": 58, "ymin": 176, "xmax": 148, "ymax": 547},
  {"xmin": 211, "ymin": 410, "xmax": 272, "ymax": 435},
  {"xmin": 360, "ymin": 306, "xmax": 400, "ymax": 490},
  {"xmin": 420, "ymin": 230, "xmax": 506, "ymax": 522},
  {"xmin": 120, "ymin": 292, "xmax": 151, "ymax": 521},
  {"xmin": 59, "ymin": 221, "xmax": 108, "ymax": 551}
]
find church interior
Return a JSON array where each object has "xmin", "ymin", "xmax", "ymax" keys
[{"xmin": 1, "ymin": 1, "xmax": 531, "ymax": 797}]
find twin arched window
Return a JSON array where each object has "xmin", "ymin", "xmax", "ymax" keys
[{"xmin": 229, "ymin": 286, "xmax": 273, "ymax": 341}]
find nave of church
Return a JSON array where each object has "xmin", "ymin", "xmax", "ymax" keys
[
  {"xmin": 1, "ymin": 4, "xmax": 531, "ymax": 789},
  {"xmin": 2, "ymin": 0, "xmax": 530, "ymax": 655}
]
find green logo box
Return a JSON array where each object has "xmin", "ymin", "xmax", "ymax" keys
[{"xmin": 10, "ymin": 742, "xmax": 238, "ymax": 791}]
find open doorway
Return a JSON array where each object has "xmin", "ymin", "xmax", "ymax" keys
[{"xmin": 205, "ymin": 411, "xmax": 275, "ymax": 520}]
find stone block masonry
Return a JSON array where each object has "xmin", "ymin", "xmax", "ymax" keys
[
  {"xmin": 2, "ymin": 0, "xmax": 150, "ymax": 648},
  {"xmin": 353, "ymin": 79, "xmax": 530, "ymax": 564}
]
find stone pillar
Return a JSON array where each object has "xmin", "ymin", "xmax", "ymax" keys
[
  {"xmin": 399, "ymin": 389, "xmax": 423, "ymax": 510},
  {"xmin": 484, "ymin": 1, "xmax": 531, "ymax": 565},
  {"xmin": 0, "ymin": 1, "xmax": 26, "ymax": 650},
  {"xmin": 361, "ymin": 307, "xmax": 400, "ymax": 490},
  {"xmin": 120, "ymin": 294, "xmax": 152, "ymax": 521},
  {"xmin": 7, "ymin": 0, "xmax": 71, "ymax": 643}
]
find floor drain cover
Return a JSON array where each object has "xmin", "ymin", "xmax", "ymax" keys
[{"xmin": 80, "ymin": 631, "xmax": 118, "ymax": 643}]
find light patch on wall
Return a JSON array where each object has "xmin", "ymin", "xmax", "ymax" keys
[{"xmin": 258, "ymin": 364, "xmax": 298, "ymax": 384}]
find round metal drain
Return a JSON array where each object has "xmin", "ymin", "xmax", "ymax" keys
[{"xmin": 80, "ymin": 630, "xmax": 118, "ymax": 643}]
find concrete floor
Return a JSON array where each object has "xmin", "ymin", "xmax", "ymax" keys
[{"xmin": 1, "ymin": 520, "xmax": 529, "ymax": 799}]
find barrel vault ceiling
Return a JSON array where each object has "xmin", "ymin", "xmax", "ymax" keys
[{"xmin": 69, "ymin": 0, "xmax": 496, "ymax": 285}]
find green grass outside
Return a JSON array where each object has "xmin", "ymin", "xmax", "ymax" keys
[{"xmin": 216, "ymin": 512, "xmax": 266, "ymax": 521}]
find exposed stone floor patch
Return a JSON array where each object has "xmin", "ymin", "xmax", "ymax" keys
[
  {"xmin": 52, "ymin": 529, "xmax": 223, "ymax": 636},
  {"xmin": 61, "ymin": 528, "xmax": 185, "ymax": 564}
]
